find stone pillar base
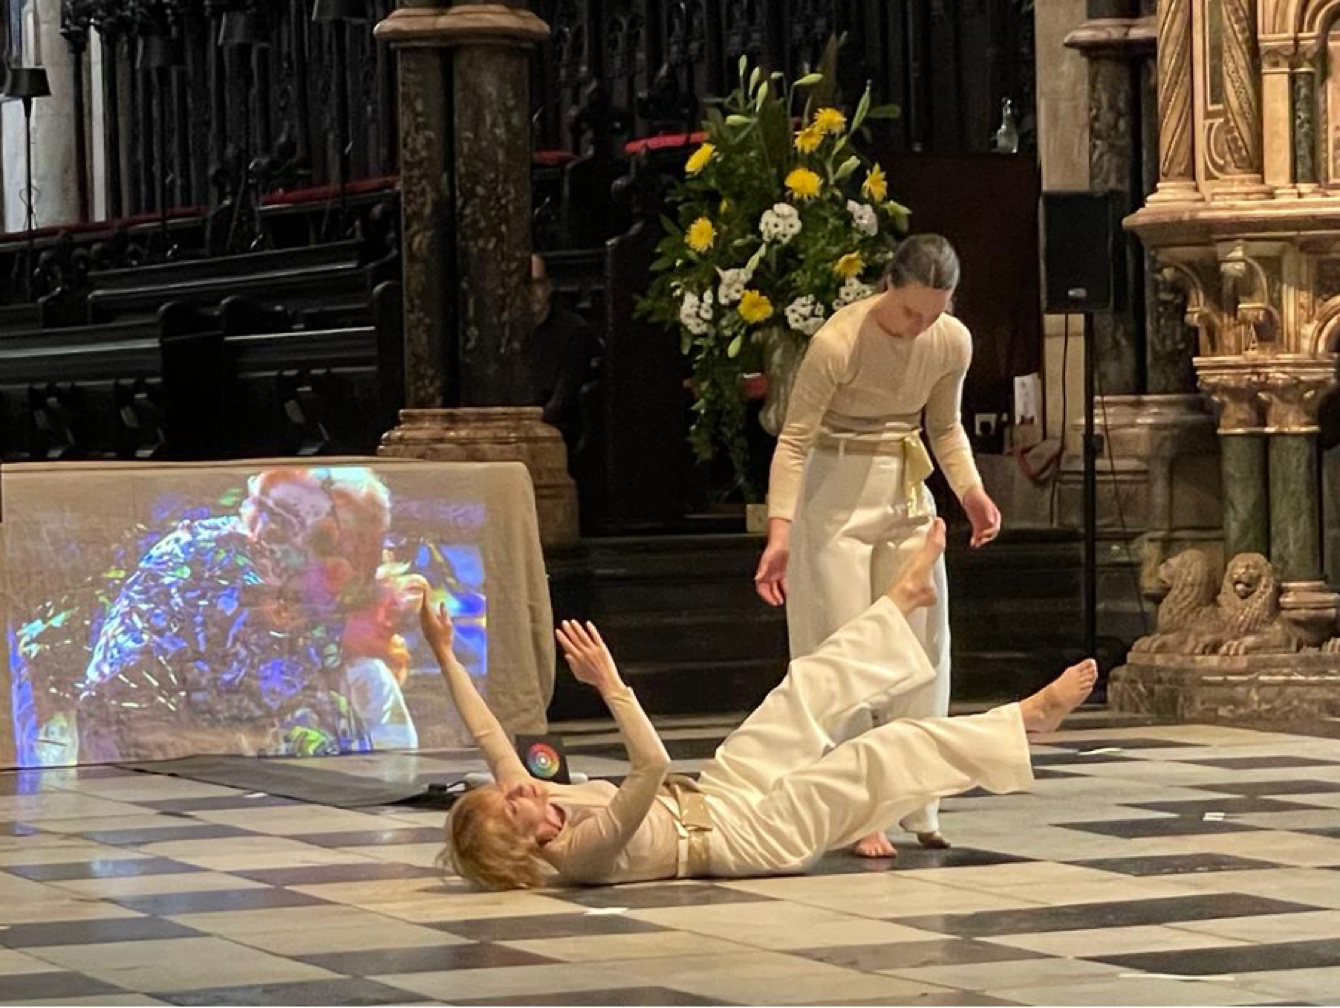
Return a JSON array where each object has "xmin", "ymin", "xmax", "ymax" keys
[
  {"xmin": 1279, "ymin": 581, "xmax": 1340, "ymax": 648},
  {"xmin": 1111, "ymin": 652, "xmax": 1340, "ymax": 721},
  {"xmin": 1147, "ymin": 181, "xmax": 1204, "ymax": 205},
  {"xmin": 378, "ymin": 407, "xmax": 579, "ymax": 548},
  {"xmin": 1208, "ymin": 176, "xmax": 1273, "ymax": 202}
]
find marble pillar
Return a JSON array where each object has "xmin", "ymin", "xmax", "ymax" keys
[
  {"xmin": 1269, "ymin": 433, "xmax": 1320, "ymax": 581},
  {"xmin": 376, "ymin": 4, "xmax": 577, "ymax": 548},
  {"xmin": 383, "ymin": 2, "xmax": 452, "ymax": 410},
  {"xmin": 452, "ymin": 34, "xmax": 535, "ymax": 406},
  {"xmin": 1222, "ymin": 432, "xmax": 1270, "ymax": 557},
  {"xmin": 1293, "ymin": 68, "xmax": 1320, "ymax": 189},
  {"xmin": 1202, "ymin": 366, "xmax": 1270, "ymax": 558},
  {"xmin": 1065, "ymin": 11, "xmax": 1155, "ymax": 395}
]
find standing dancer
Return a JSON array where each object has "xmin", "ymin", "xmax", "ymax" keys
[
  {"xmin": 428, "ymin": 519, "xmax": 1097, "ymax": 890},
  {"xmin": 754, "ymin": 234, "xmax": 1002, "ymax": 857}
]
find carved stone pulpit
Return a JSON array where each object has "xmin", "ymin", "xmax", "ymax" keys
[{"xmin": 1116, "ymin": 0, "xmax": 1340, "ymax": 720}]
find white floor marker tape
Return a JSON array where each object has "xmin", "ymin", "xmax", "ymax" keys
[
  {"xmin": 1121, "ymin": 973, "xmax": 1235, "ymax": 982},
  {"xmin": 1080, "ymin": 747, "xmax": 1123, "ymax": 755},
  {"xmin": 584, "ymin": 907, "xmax": 629, "ymax": 915}
]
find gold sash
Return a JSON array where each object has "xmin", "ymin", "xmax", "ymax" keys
[
  {"xmin": 660, "ymin": 774, "xmax": 713, "ymax": 877},
  {"xmin": 814, "ymin": 429, "xmax": 934, "ymax": 515}
]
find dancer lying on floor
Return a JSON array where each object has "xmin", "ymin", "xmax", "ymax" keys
[{"xmin": 424, "ymin": 519, "xmax": 1096, "ymax": 890}]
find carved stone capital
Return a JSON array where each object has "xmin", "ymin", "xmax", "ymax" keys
[
  {"xmin": 1259, "ymin": 360, "xmax": 1337, "ymax": 432},
  {"xmin": 375, "ymin": 4, "xmax": 550, "ymax": 49},
  {"xmin": 1063, "ymin": 16, "xmax": 1157, "ymax": 58},
  {"xmin": 1197, "ymin": 361, "xmax": 1265, "ymax": 432}
]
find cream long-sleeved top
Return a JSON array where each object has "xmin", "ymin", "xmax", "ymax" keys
[
  {"xmin": 767, "ymin": 298, "xmax": 983, "ymax": 521},
  {"xmin": 438, "ymin": 647, "xmax": 680, "ymax": 885}
]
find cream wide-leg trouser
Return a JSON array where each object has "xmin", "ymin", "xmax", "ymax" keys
[
  {"xmin": 784, "ymin": 438, "xmax": 951, "ymax": 835},
  {"xmin": 698, "ymin": 595, "xmax": 1032, "ymax": 876}
]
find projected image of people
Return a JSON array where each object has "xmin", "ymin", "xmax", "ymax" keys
[{"xmin": 10, "ymin": 465, "xmax": 486, "ymax": 765}]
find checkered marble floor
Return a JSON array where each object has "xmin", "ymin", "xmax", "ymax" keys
[{"xmin": 4, "ymin": 720, "xmax": 1340, "ymax": 1005}]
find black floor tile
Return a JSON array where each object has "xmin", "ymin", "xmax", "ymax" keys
[
  {"xmin": 1043, "ymin": 738, "xmax": 1200, "ymax": 751},
  {"xmin": 805, "ymin": 846, "xmax": 1033, "ymax": 876},
  {"xmin": 1057, "ymin": 817, "xmax": 1263, "ymax": 839},
  {"xmin": 1129, "ymin": 797, "xmax": 1332, "ymax": 815},
  {"xmin": 79, "ymin": 824, "xmax": 260, "ymax": 845},
  {"xmin": 113, "ymin": 886, "xmax": 327, "ymax": 916},
  {"xmin": 831, "ymin": 996, "xmax": 1021, "ymax": 1007},
  {"xmin": 0, "ymin": 972, "xmax": 127, "ymax": 1000},
  {"xmin": 0, "ymin": 917, "xmax": 203, "ymax": 947},
  {"xmin": 6, "ymin": 857, "xmax": 205, "ymax": 882},
  {"xmin": 554, "ymin": 883, "xmax": 774, "ymax": 909},
  {"xmin": 795, "ymin": 938, "xmax": 1043, "ymax": 971},
  {"xmin": 1072, "ymin": 853, "xmax": 1282, "ymax": 876},
  {"xmin": 139, "ymin": 795, "xmax": 300, "ymax": 812},
  {"xmin": 465, "ymin": 988, "xmax": 734, "ymax": 1006},
  {"xmin": 298, "ymin": 943, "xmax": 557, "ymax": 975},
  {"xmin": 1029, "ymin": 752, "xmax": 1137, "ymax": 767},
  {"xmin": 1187, "ymin": 756, "xmax": 1340, "ymax": 770},
  {"xmin": 157, "ymin": 978, "xmax": 414, "ymax": 1006},
  {"xmin": 892, "ymin": 893, "xmax": 1317, "ymax": 937},
  {"xmin": 288, "ymin": 827, "xmax": 446, "ymax": 848},
  {"xmin": 1189, "ymin": 779, "xmax": 1340, "ymax": 798},
  {"xmin": 1093, "ymin": 938, "xmax": 1340, "ymax": 975},
  {"xmin": 435, "ymin": 913, "xmax": 667, "ymax": 942},
  {"xmin": 231, "ymin": 861, "xmax": 442, "ymax": 886}
]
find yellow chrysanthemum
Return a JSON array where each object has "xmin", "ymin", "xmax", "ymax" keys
[
  {"xmin": 862, "ymin": 162, "xmax": 888, "ymax": 202},
  {"xmin": 794, "ymin": 124, "xmax": 823, "ymax": 154},
  {"xmin": 813, "ymin": 107, "xmax": 847, "ymax": 135},
  {"xmin": 685, "ymin": 142, "xmax": 716, "ymax": 176},
  {"xmin": 738, "ymin": 290, "xmax": 775, "ymax": 324},
  {"xmin": 833, "ymin": 252, "xmax": 865, "ymax": 279},
  {"xmin": 686, "ymin": 217, "xmax": 716, "ymax": 253},
  {"xmin": 785, "ymin": 167, "xmax": 822, "ymax": 201}
]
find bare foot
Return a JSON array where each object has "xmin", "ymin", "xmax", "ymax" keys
[
  {"xmin": 917, "ymin": 831, "xmax": 950, "ymax": 850},
  {"xmin": 853, "ymin": 831, "xmax": 898, "ymax": 858},
  {"xmin": 885, "ymin": 518, "xmax": 946, "ymax": 613},
  {"xmin": 1020, "ymin": 659, "xmax": 1099, "ymax": 734}
]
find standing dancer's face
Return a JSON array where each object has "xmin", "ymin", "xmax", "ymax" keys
[{"xmin": 874, "ymin": 283, "xmax": 952, "ymax": 340}]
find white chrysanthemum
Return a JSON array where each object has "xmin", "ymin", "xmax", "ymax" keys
[
  {"xmin": 679, "ymin": 291, "xmax": 712, "ymax": 334},
  {"xmin": 834, "ymin": 276, "xmax": 875, "ymax": 308},
  {"xmin": 784, "ymin": 295, "xmax": 826, "ymax": 336},
  {"xmin": 759, "ymin": 203, "xmax": 802, "ymax": 244},
  {"xmin": 717, "ymin": 267, "xmax": 750, "ymax": 305},
  {"xmin": 847, "ymin": 199, "xmax": 878, "ymax": 237}
]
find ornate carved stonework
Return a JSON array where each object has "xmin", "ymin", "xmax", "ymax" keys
[
  {"xmin": 1199, "ymin": 362, "xmax": 1265, "ymax": 432},
  {"xmin": 1261, "ymin": 361, "xmax": 1337, "ymax": 432},
  {"xmin": 1210, "ymin": 0, "xmax": 1272, "ymax": 198},
  {"xmin": 1150, "ymin": 0, "xmax": 1202, "ymax": 201}
]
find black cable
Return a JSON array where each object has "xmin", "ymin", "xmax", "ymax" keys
[
  {"xmin": 1051, "ymin": 314, "xmax": 1072, "ymax": 526},
  {"xmin": 1095, "ymin": 362, "xmax": 1151, "ymax": 638}
]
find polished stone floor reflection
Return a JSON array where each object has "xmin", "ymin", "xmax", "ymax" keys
[{"xmin": 1, "ymin": 719, "xmax": 1340, "ymax": 1004}]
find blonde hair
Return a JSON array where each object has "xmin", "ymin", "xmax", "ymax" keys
[{"xmin": 438, "ymin": 785, "xmax": 544, "ymax": 891}]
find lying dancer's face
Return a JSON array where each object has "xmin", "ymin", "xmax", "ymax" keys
[
  {"xmin": 876, "ymin": 283, "xmax": 952, "ymax": 339},
  {"xmin": 500, "ymin": 781, "xmax": 552, "ymax": 836}
]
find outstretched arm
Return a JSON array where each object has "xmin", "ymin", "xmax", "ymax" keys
[
  {"xmin": 420, "ymin": 597, "xmax": 528, "ymax": 787},
  {"xmin": 552, "ymin": 620, "xmax": 670, "ymax": 863}
]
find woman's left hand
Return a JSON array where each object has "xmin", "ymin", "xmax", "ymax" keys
[{"xmin": 962, "ymin": 485, "xmax": 1002, "ymax": 548}]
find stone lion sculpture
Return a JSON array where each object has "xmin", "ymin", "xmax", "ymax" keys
[
  {"xmin": 1215, "ymin": 553, "xmax": 1298, "ymax": 656},
  {"xmin": 1130, "ymin": 550, "xmax": 1298, "ymax": 656},
  {"xmin": 1130, "ymin": 550, "xmax": 1222, "ymax": 655}
]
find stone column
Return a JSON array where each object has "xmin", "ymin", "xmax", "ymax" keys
[
  {"xmin": 1148, "ymin": 0, "xmax": 1201, "ymax": 203},
  {"xmin": 1292, "ymin": 64, "xmax": 1320, "ymax": 190},
  {"xmin": 1065, "ymin": 9, "xmax": 1154, "ymax": 395},
  {"xmin": 376, "ymin": 4, "xmax": 578, "ymax": 548},
  {"xmin": 1262, "ymin": 364, "xmax": 1339, "ymax": 646},
  {"xmin": 1, "ymin": 0, "xmax": 81, "ymax": 232},
  {"xmin": 1200, "ymin": 364, "xmax": 1269, "ymax": 558},
  {"xmin": 1211, "ymin": 0, "xmax": 1271, "ymax": 200}
]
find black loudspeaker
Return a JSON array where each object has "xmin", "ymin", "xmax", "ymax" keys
[{"xmin": 1041, "ymin": 190, "xmax": 1121, "ymax": 314}]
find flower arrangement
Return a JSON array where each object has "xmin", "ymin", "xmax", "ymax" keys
[{"xmin": 639, "ymin": 41, "xmax": 907, "ymax": 498}]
